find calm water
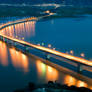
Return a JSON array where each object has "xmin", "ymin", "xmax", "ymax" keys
[
  {"xmin": 0, "ymin": 41, "xmax": 92, "ymax": 92},
  {"xmin": 0, "ymin": 15, "xmax": 92, "ymax": 91},
  {"xmin": 1, "ymin": 15, "xmax": 92, "ymax": 59}
]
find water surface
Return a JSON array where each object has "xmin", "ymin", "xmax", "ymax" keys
[
  {"xmin": 0, "ymin": 15, "xmax": 92, "ymax": 91},
  {"xmin": 0, "ymin": 41, "xmax": 92, "ymax": 92}
]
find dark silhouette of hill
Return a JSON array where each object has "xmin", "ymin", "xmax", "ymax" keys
[
  {"xmin": 0, "ymin": 0, "xmax": 92, "ymax": 5},
  {"xmin": 0, "ymin": 0, "xmax": 63, "ymax": 4}
]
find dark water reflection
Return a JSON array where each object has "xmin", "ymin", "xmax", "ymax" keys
[{"xmin": 0, "ymin": 41, "xmax": 92, "ymax": 92}]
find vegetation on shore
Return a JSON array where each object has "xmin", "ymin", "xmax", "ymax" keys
[
  {"xmin": 1, "ymin": 5, "xmax": 92, "ymax": 18},
  {"xmin": 14, "ymin": 81, "xmax": 92, "ymax": 92}
]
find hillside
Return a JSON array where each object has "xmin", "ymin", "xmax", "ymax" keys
[{"xmin": 0, "ymin": 0, "xmax": 92, "ymax": 5}]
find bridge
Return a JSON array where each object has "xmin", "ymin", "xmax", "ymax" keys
[{"xmin": 0, "ymin": 15, "xmax": 92, "ymax": 78}]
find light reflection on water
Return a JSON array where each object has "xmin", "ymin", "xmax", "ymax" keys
[
  {"xmin": 64, "ymin": 75, "xmax": 88, "ymax": 87},
  {"xmin": 36, "ymin": 60, "xmax": 58, "ymax": 81},
  {"xmin": 0, "ymin": 40, "xmax": 92, "ymax": 91},
  {"xmin": 9, "ymin": 47, "xmax": 29, "ymax": 72},
  {"xmin": 0, "ymin": 41, "xmax": 8, "ymax": 66}
]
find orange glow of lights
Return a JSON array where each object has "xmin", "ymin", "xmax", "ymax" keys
[
  {"xmin": 77, "ymin": 80, "xmax": 88, "ymax": 87},
  {"xmin": 90, "ymin": 87, "xmax": 92, "ymax": 90},
  {"xmin": 53, "ymin": 48, "xmax": 56, "ymax": 50},
  {"xmin": 46, "ymin": 65, "xmax": 58, "ymax": 81},
  {"xmin": 45, "ymin": 10, "xmax": 50, "ymax": 13},
  {"xmin": 49, "ymin": 13, "xmax": 54, "ymax": 15},
  {"xmin": 21, "ymin": 53, "xmax": 29, "ymax": 72},
  {"xmin": 9, "ymin": 48, "xmax": 29, "ymax": 72},
  {"xmin": 37, "ymin": 44, "xmax": 40, "ymax": 46},
  {"xmin": 48, "ymin": 66, "xmax": 52, "ymax": 72},
  {"xmin": 64, "ymin": 75, "xmax": 76, "ymax": 86},
  {"xmin": 36, "ymin": 60, "xmax": 46, "ymax": 77},
  {"xmin": 48, "ymin": 44, "xmax": 51, "ymax": 48},
  {"xmin": 0, "ymin": 41, "xmax": 8, "ymax": 66},
  {"xmin": 81, "ymin": 53, "xmax": 85, "ymax": 57},
  {"xmin": 64, "ymin": 75, "xmax": 88, "ymax": 88},
  {"xmin": 36, "ymin": 60, "xmax": 58, "ymax": 81},
  {"xmin": 70, "ymin": 50, "xmax": 74, "ymax": 54},
  {"xmin": 22, "ymin": 37, "xmax": 24, "ymax": 40},
  {"xmin": 0, "ymin": 20, "xmax": 36, "ymax": 40}
]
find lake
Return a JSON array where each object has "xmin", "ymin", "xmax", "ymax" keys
[{"xmin": 0, "ymin": 14, "xmax": 92, "ymax": 92}]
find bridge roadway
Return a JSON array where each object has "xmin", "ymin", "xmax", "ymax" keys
[{"xmin": 0, "ymin": 16, "xmax": 92, "ymax": 68}]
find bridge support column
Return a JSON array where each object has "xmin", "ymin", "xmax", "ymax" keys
[
  {"xmin": 2, "ymin": 37, "xmax": 4, "ymax": 41},
  {"xmin": 3, "ymin": 37, "xmax": 5, "ymax": 42},
  {"xmin": 25, "ymin": 47, "xmax": 30, "ymax": 52},
  {"xmin": 14, "ymin": 42, "xmax": 17, "ymax": 47},
  {"xmin": 77, "ymin": 63, "xmax": 83, "ymax": 73},
  {"xmin": 4, "ymin": 38, "xmax": 8, "ymax": 43},
  {"xmin": 45, "ymin": 52, "xmax": 50, "ymax": 60},
  {"xmin": 8, "ymin": 40, "xmax": 12, "ymax": 45},
  {"xmin": 0, "ymin": 36, "xmax": 3, "ymax": 41},
  {"xmin": 23, "ymin": 45, "xmax": 30, "ymax": 52}
]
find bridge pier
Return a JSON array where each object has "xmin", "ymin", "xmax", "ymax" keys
[
  {"xmin": 4, "ymin": 38, "xmax": 8, "ymax": 43},
  {"xmin": 23, "ymin": 45, "xmax": 30, "ymax": 52},
  {"xmin": 3, "ymin": 37, "xmax": 5, "ymax": 42},
  {"xmin": 45, "ymin": 52, "xmax": 51, "ymax": 60},
  {"xmin": 8, "ymin": 40, "xmax": 12, "ymax": 45},
  {"xmin": 77, "ymin": 63, "xmax": 83, "ymax": 73},
  {"xmin": 14, "ymin": 42, "xmax": 17, "ymax": 47},
  {"xmin": 25, "ymin": 47, "xmax": 30, "ymax": 52},
  {"xmin": 0, "ymin": 36, "xmax": 3, "ymax": 40}
]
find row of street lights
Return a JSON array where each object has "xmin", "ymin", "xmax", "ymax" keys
[
  {"xmin": 15, "ymin": 36, "xmax": 85, "ymax": 59},
  {"xmin": 37, "ymin": 42, "xmax": 85, "ymax": 58}
]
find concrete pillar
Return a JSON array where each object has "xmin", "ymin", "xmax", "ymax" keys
[
  {"xmin": 8, "ymin": 40, "xmax": 12, "ymax": 45},
  {"xmin": 25, "ymin": 47, "xmax": 30, "ymax": 52},
  {"xmin": 23, "ymin": 44, "xmax": 29, "ymax": 52},
  {"xmin": 0, "ymin": 36, "xmax": 3, "ymax": 40},
  {"xmin": 45, "ymin": 52, "xmax": 50, "ymax": 60},
  {"xmin": 14, "ymin": 42, "xmax": 17, "ymax": 46},
  {"xmin": 77, "ymin": 63, "xmax": 83, "ymax": 73},
  {"xmin": 4, "ymin": 38, "xmax": 8, "ymax": 43},
  {"xmin": 3, "ymin": 37, "xmax": 5, "ymax": 42}
]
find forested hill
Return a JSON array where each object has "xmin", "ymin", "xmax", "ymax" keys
[
  {"xmin": 0, "ymin": 0, "xmax": 63, "ymax": 4},
  {"xmin": 0, "ymin": 0, "xmax": 92, "ymax": 5}
]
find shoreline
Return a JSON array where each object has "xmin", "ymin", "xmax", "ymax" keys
[{"xmin": 14, "ymin": 81, "xmax": 92, "ymax": 92}]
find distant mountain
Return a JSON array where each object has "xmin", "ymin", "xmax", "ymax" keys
[
  {"xmin": 0, "ymin": 0, "xmax": 92, "ymax": 6},
  {"xmin": 0, "ymin": 0, "xmax": 63, "ymax": 4}
]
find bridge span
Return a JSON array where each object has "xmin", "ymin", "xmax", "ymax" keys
[{"xmin": 0, "ymin": 16, "xmax": 92, "ymax": 77}]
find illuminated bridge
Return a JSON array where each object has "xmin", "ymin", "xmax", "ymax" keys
[{"xmin": 0, "ymin": 16, "xmax": 92, "ymax": 78}]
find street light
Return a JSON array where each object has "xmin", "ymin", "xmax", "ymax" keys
[
  {"xmin": 22, "ymin": 37, "xmax": 24, "ymax": 40},
  {"xmin": 16, "ymin": 36, "xmax": 18, "ymax": 38},
  {"xmin": 42, "ymin": 43, "xmax": 44, "ymax": 46},
  {"xmin": 45, "ymin": 10, "xmax": 50, "ymax": 13},
  {"xmin": 70, "ymin": 50, "xmax": 74, "ymax": 55},
  {"xmin": 53, "ymin": 48, "xmax": 56, "ymax": 50},
  {"xmin": 80, "ymin": 53, "xmax": 85, "ymax": 57},
  {"xmin": 37, "ymin": 43, "xmax": 40, "ymax": 46},
  {"xmin": 48, "ymin": 44, "xmax": 51, "ymax": 48}
]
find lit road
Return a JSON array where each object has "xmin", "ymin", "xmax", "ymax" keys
[
  {"xmin": 0, "ymin": 12, "xmax": 53, "ymax": 30},
  {"xmin": 0, "ymin": 16, "xmax": 92, "ymax": 67},
  {"xmin": 0, "ymin": 17, "xmax": 38, "ymax": 30}
]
